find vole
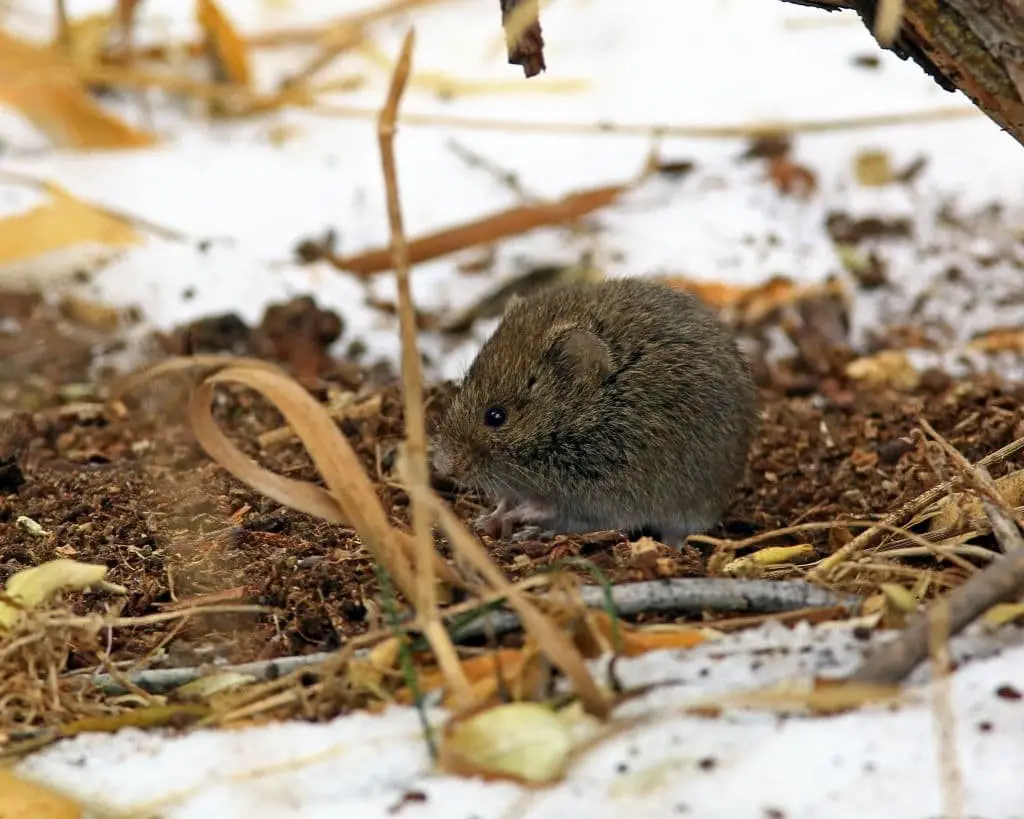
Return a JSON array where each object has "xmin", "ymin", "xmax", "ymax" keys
[{"xmin": 431, "ymin": 277, "xmax": 758, "ymax": 546}]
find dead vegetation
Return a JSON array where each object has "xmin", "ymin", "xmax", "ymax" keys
[{"xmin": 0, "ymin": 0, "xmax": 1023, "ymax": 799}]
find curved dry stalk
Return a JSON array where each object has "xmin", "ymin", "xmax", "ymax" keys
[{"xmin": 692, "ymin": 517, "xmax": 987, "ymax": 577}]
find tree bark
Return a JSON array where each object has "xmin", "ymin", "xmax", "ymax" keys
[{"xmin": 782, "ymin": 1, "xmax": 1024, "ymax": 146}]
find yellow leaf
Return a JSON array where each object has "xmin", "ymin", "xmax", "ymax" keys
[
  {"xmin": 0, "ymin": 183, "xmax": 141, "ymax": 266},
  {"xmin": 968, "ymin": 328, "xmax": 1024, "ymax": 353},
  {"xmin": 0, "ymin": 558, "xmax": 110, "ymax": 629},
  {"xmin": 982, "ymin": 602, "xmax": 1024, "ymax": 629},
  {"xmin": 0, "ymin": 770, "xmax": 83, "ymax": 819},
  {"xmin": 853, "ymin": 149, "xmax": 893, "ymax": 186},
  {"xmin": 928, "ymin": 469, "xmax": 1024, "ymax": 533},
  {"xmin": 845, "ymin": 350, "xmax": 920, "ymax": 391},
  {"xmin": 723, "ymin": 544, "xmax": 815, "ymax": 575},
  {"xmin": 879, "ymin": 582, "xmax": 918, "ymax": 614},
  {"xmin": 197, "ymin": 0, "xmax": 252, "ymax": 88},
  {"xmin": 438, "ymin": 702, "xmax": 573, "ymax": 785},
  {"xmin": 176, "ymin": 671, "xmax": 257, "ymax": 701},
  {"xmin": 0, "ymin": 30, "xmax": 156, "ymax": 149}
]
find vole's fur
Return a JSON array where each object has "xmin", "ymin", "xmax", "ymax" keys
[{"xmin": 432, "ymin": 278, "xmax": 758, "ymax": 545}]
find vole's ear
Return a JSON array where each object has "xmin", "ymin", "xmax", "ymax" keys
[
  {"xmin": 503, "ymin": 294, "xmax": 525, "ymax": 315},
  {"xmin": 546, "ymin": 327, "xmax": 611, "ymax": 382}
]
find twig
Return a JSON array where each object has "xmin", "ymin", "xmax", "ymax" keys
[
  {"xmin": 499, "ymin": 0, "xmax": 546, "ymax": 77},
  {"xmin": 377, "ymin": 29, "xmax": 472, "ymax": 708},
  {"xmin": 849, "ymin": 494, "xmax": 1024, "ymax": 685},
  {"xmin": 313, "ymin": 103, "xmax": 979, "ymax": 139},
  {"xmin": 814, "ymin": 433, "xmax": 1024, "ymax": 579},
  {"xmin": 85, "ymin": 578, "xmax": 859, "ymax": 695}
]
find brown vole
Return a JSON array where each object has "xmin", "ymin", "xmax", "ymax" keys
[{"xmin": 431, "ymin": 277, "xmax": 758, "ymax": 546}]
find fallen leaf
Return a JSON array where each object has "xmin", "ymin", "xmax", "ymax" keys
[
  {"xmin": 845, "ymin": 351, "xmax": 920, "ymax": 391},
  {"xmin": 0, "ymin": 183, "xmax": 142, "ymax": 267},
  {"xmin": 0, "ymin": 30, "xmax": 155, "ymax": 148},
  {"xmin": 438, "ymin": 702, "xmax": 574, "ymax": 785},
  {"xmin": 722, "ymin": 544, "xmax": 816, "ymax": 576},
  {"xmin": 58, "ymin": 294, "xmax": 124, "ymax": 331},
  {"xmin": 982, "ymin": 602, "xmax": 1024, "ymax": 629},
  {"xmin": 853, "ymin": 149, "xmax": 894, "ymax": 186},
  {"xmin": 176, "ymin": 671, "xmax": 258, "ymax": 701},
  {"xmin": 879, "ymin": 582, "xmax": 919, "ymax": 614},
  {"xmin": 967, "ymin": 328, "xmax": 1024, "ymax": 354},
  {"xmin": 0, "ymin": 558, "xmax": 111, "ymax": 628},
  {"xmin": 0, "ymin": 770, "xmax": 84, "ymax": 819},
  {"xmin": 767, "ymin": 155, "xmax": 817, "ymax": 198}
]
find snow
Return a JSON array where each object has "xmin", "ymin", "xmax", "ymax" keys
[
  {"xmin": 3, "ymin": 1, "xmax": 1024, "ymax": 816},
  {"xmin": 16, "ymin": 621, "xmax": 1024, "ymax": 818}
]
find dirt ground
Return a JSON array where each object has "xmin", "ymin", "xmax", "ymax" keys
[{"xmin": 1, "ymin": 288, "xmax": 1022, "ymax": 675}]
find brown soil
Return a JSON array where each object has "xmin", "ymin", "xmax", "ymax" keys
[{"xmin": 1, "ymin": 291, "xmax": 1022, "ymax": 675}]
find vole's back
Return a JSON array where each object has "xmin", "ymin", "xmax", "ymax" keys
[{"xmin": 436, "ymin": 277, "xmax": 758, "ymax": 543}]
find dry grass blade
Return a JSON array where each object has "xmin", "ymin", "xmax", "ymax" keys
[
  {"xmin": 850, "ymin": 520, "xmax": 1024, "ymax": 684},
  {"xmin": 330, "ymin": 183, "xmax": 628, "ymax": 277},
  {"xmin": 429, "ymin": 496, "xmax": 611, "ymax": 718},
  {"xmin": 813, "ymin": 433, "xmax": 1024, "ymax": 579},
  {"xmin": 377, "ymin": 28, "xmax": 472, "ymax": 707},
  {"xmin": 927, "ymin": 597, "xmax": 965, "ymax": 819}
]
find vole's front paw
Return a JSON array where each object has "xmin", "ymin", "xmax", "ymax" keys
[
  {"xmin": 472, "ymin": 510, "xmax": 506, "ymax": 539},
  {"xmin": 509, "ymin": 525, "xmax": 557, "ymax": 544}
]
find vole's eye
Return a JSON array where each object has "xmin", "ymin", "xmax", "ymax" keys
[{"xmin": 483, "ymin": 406, "xmax": 507, "ymax": 428}]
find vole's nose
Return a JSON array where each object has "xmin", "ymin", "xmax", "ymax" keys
[{"xmin": 431, "ymin": 445, "xmax": 454, "ymax": 477}]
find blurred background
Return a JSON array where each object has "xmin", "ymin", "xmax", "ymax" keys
[{"xmin": 0, "ymin": 0, "xmax": 1021, "ymax": 386}]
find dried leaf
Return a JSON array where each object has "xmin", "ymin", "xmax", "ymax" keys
[
  {"xmin": 845, "ymin": 350, "xmax": 920, "ymax": 391},
  {"xmin": 767, "ymin": 155, "xmax": 817, "ymax": 198},
  {"xmin": 981, "ymin": 602, "xmax": 1024, "ymax": 629},
  {"xmin": 928, "ymin": 469, "xmax": 1024, "ymax": 533},
  {"xmin": 0, "ymin": 183, "xmax": 141, "ymax": 266},
  {"xmin": 853, "ymin": 149, "xmax": 894, "ymax": 186},
  {"xmin": 967, "ymin": 328, "xmax": 1024, "ymax": 353},
  {"xmin": 0, "ymin": 558, "xmax": 110, "ymax": 629},
  {"xmin": 197, "ymin": 0, "xmax": 252, "ymax": 88},
  {"xmin": 0, "ymin": 30, "xmax": 156, "ymax": 148},
  {"xmin": 879, "ymin": 582, "xmax": 919, "ymax": 614},
  {"xmin": 722, "ymin": 544, "xmax": 816, "ymax": 576},
  {"xmin": 438, "ymin": 702, "xmax": 574, "ymax": 785},
  {"xmin": 176, "ymin": 671, "xmax": 258, "ymax": 701},
  {"xmin": 0, "ymin": 770, "xmax": 84, "ymax": 819}
]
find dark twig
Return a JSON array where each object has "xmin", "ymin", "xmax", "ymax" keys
[
  {"xmin": 499, "ymin": 0, "xmax": 546, "ymax": 77},
  {"xmin": 849, "ymin": 426, "xmax": 1024, "ymax": 686}
]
